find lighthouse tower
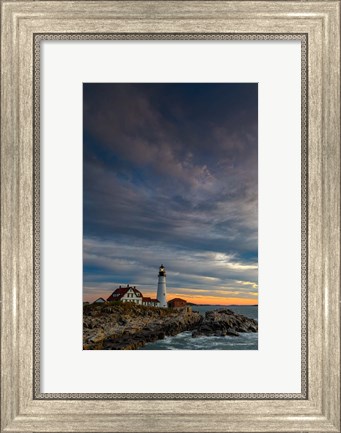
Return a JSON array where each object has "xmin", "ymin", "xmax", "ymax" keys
[{"xmin": 157, "ymin": 264, "xmax": 167, "ymax": 308}]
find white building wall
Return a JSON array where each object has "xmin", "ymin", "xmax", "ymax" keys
[
  {"xmin": 121, "ymin": 289, "xmax": 142, "ymax": 304},
  {"xmin": 157, "ymin": 276, "xmax": 167, "ymax": 308}
]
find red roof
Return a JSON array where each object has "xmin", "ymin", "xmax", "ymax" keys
[
  {"xmin": 107, "ymin": 286, "xmax": 142, "ymax": 302},
  {"xmin": 168, "ymin": 298, "xmax": 187, "ymax": 306},
  {"xmin": 142, "ymin": 297, "xmax": 159, "ymax": 304}
]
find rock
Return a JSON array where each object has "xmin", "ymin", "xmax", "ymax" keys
[
  {"xmin": 214, "ymin": 330, "xmax": 227, "ymax": 337},
  {"xmin": 83, "ymin": 302, "xmax": 202, "ymax": 350},
  {"xmin": 249, "ymin": 324, "xmax": 258, "ymax": 332},
  {"xmin": 83, "ymin": 303, "xmax": 257, "ymax": 348},
  {"xmin": 89, "ymin": 329, "xmax": 105, "ymax": 343},
  {"xmin": 226, "ymin": 328, "xmax": 240, "ymax": 337},
  {"xmin": 191, "ymin": 309, "xmax": 257, "ymax": 338}
]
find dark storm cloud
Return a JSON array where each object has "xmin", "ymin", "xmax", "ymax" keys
[{"xmin": 83, "ymin": 83, "xmax": 258, "ymax": 302}]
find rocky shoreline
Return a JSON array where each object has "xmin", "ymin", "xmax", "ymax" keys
[
  {"xmin": 83, "ymin": 302, "xmax": 257, "ymax": 350},
  {"xmin": 192, "ymin": 309, "xmax": 258, "ymax": 338}
]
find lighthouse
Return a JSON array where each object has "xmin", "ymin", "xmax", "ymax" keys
[{"xmin": 157, "ymin": 264, "xmax": 167, "ymax": 308}]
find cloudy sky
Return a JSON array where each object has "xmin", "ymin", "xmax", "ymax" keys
[{"xmin": 83, "ymin": 83, "xmax": 258, "ymax": 305}]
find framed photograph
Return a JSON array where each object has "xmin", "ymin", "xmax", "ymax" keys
[
  {"xmin": 1, "ymin": 1, "xmax": 340, "ymax": 432},
  {"xmin": 82, "ymin": 82, "xmax": 259, "ymax": 352}
]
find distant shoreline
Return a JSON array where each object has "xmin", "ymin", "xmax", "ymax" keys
[
  {"xmin": 189, "ymin": 303, "xmax": 258, "ymax": 307},
  {"xmin": 83, "ymin": 300, "xmax": 258, "ymax": 307}
]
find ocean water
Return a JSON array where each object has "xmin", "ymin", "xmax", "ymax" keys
[{"xmin": 139, "ymin": 305, "xmax": 258, "ymax": 350}]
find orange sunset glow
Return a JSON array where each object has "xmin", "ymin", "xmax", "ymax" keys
[{"xmin": 83, "ymin": 290, "xmax": 258, "ymax": 306}]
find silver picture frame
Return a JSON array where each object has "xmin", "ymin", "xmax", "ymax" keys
[{"xmin": 1, "ymin": 2, "xmax": 340, "ymax": 432}]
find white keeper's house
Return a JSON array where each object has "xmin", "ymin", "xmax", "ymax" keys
[
  {"xmin": 106, "ymin": 285, "xmax": 161, "ymax": 307},
  {"xmin": 107, "ymin": 285, "xmax": 143, "ymax": 305}
]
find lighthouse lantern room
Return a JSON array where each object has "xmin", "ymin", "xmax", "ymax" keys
[{"xmin": 157, "ymin": 264, "xmax": 168, "ymax": 308}]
